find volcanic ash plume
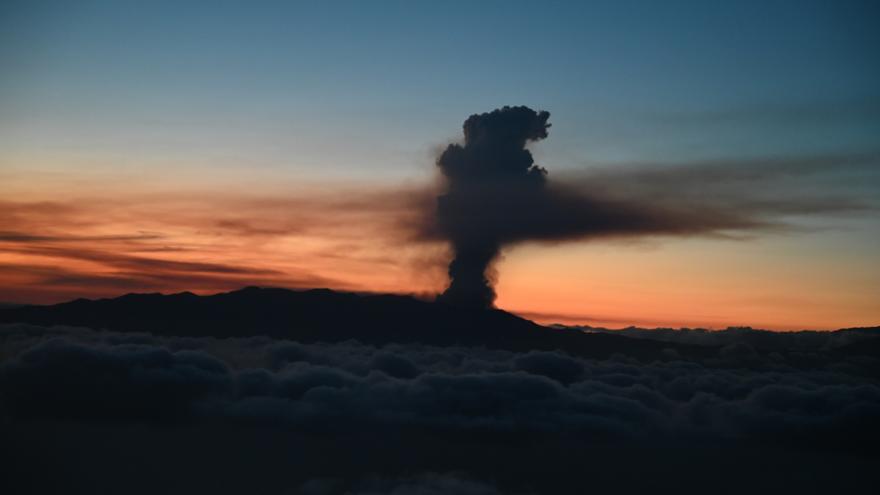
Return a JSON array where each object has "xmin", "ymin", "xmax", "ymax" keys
[
  {"xmin": 435, "ymin": 106, "xmax": 551, "ymax": 308},
  {"xmin": 430, "ymin": 106, "xmax": 873, "ymax": 309}
]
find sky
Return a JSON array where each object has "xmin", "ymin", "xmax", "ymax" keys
[{"xmin": 1, "ymin": 0, "xmax": 878, "ymax": 330}]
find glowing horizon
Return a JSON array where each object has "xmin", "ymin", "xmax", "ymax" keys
[
  {"xmin": 2, "ymin": 167, "xmax": 877, "ymax": 331},
  {"xmin": 1, "ymin": 1, "xmax": 878, "ymax": 331}
]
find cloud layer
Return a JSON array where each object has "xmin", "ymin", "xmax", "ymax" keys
[
  {"xmin": 2, "ymin": 323, "xmax": 879, "ymax": 494},
  {"xmin": 3, "ymin": 323, "xmax": 878, "ymax": 440}
]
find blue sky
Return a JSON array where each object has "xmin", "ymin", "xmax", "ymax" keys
[{"xmin": 2, "ymin": 0, "xmax": 878, "ymax": 178}]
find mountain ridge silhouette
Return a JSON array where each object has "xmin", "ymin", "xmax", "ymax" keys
[
  {"xmin": 0, "ymin": 286, "xmax": 715, "ymax": 360},
  {"xmin": 2, "ymin": 286, "xmax": 877, "ymax": 361}
]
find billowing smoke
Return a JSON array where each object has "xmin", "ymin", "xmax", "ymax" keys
[
  {"xmin": 432, "ymin": 106, "xmax": 875, "ymax": 308},
  {"xmin": 436, "ymin": 106, "xmax": 551, "ymax": 307}
]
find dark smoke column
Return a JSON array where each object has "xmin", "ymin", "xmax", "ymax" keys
[{"xmin": 436, "ymin": 106, "xmax": 551, "ymax": 308}]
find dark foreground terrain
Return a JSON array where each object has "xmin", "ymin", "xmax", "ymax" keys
[{"xmin": 2, "ymin": 288, "xmax": 879, "ymax": 494}]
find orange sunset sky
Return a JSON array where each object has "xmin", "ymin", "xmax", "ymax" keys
[
  {"xmin": 2, "ymin": 159, "xmax": 878, "ymax": 331},
  {"xmin": 2, "ymin": 2, "xmax": 878, "ymax": 330}
]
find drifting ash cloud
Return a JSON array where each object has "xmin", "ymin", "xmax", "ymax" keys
[
  {"xmin": 1, "ymin": 108, "xmax": 875, "ymax": 305},
  {"xmin": 1, "ymin": 324, "xmax": 879, "ymax": 494},
  {"xmin": 426, "ymin": 106, "xmax": 877, "ymax": 308}
]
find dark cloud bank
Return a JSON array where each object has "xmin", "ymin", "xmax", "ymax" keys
[{"xmin": 2, "ymin": 323, "xmax": 879, "ymax": 494}]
